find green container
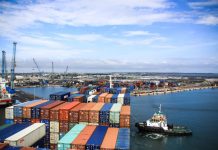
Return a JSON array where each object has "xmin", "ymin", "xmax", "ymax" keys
[{"xmin": 58, "ymin": 124, "xmax": 86, "ymax": 150}]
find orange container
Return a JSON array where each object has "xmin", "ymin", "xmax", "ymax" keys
[
  {"xmin": 50, "ymin": 102, "xmax": 68, "ymax": 121},
  {"xmin": 22, "ymin": 100, "xmax": 48, "ymax": 118},
  {"xmin": 98, "ymin": 93, "xmax": 108, "ymax": 103},
  {"xmin": 40, "ymin": 101, "xmax": 65, "ymax": 120},
  {"xmin": 31, "ymin": 118, "xmax": 40, "ymax": 124},
  {"xmin": 69, "ymin": 103, "xmax": 86, "ymax": 123},
  {"xmin": 105, "ymin": 94, "xmax": 113, "ymax": 103},
  {"xmin": 20, "ymin": 147, "xmax": 36, "ymax": 150},
  {"xmin": 14, "ymin": 117, "xmax": 22, "ymax": 124},
  {"xmin": 79, "ymin": 103, "xmax": 96, "ymax": 123},
  {"xmin": 59, "ymin": 102, "xmax": 80, "ymax": 121},
  {"xmin": 121, "ymin": 87, "xmax": 127, "ymax": 94},
  {"xmin": 100, "ymin": 128, "xmax": 119, "ymax": 150},
  {"xmin": 71, "ymin": 125, "xmax": 97, "ymax": 150},
  {"xmin": 89, "ymin": 103, "xmax": 104, "ymax": 124},
  {"xmin": 119, "ymin": 106, "xmax": 130, "ymax": 128}
]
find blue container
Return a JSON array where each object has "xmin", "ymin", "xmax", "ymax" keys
[
  {"xmin": 0, "ymin": 123, "xmax": 31, "ymax": 142},
  {"xmin": 92, "ymin": 95, "xmax": 99, "ymax": 102},
  {"xmin": 32, "ymin": 135, "xmax": 45, "ymax": 148},
  {"xmin": 4, "ymin": 119, "xmax": 14, "ymax": 124},
  {"xmin": 99, "ymin": 103, "xmax": 113, "ymax": 124},
  {"xmin": 13, "ymin": 99, "xmax": 41, "ymax": 117},
  {"xmin": 124, "ymin": 93, "xmax": 130, "ymax": 105},
  {"xmin": 49, "ymin": 91, "xmax": 70, "ymax": 101},
  {"xmin": 86, "ymin": 126, "xmax": 108, "ymax": 150},
  {"xmin": 40, "ymin": 119, "xmax": 50, "ymax": 131},
  {"xmin": 115, "ymin": 128, "xmax": 130, "ymax": 150},
  {"xmin": 31, "ymin": 100, "xmax": 54, "ymax": 118},
  {"xmin": 22, "ymin": 118, "xmax": 31, "ymax": 123},
  {"xmin": 5, "ymin": 146, "xmax": 21, "ymax": 150},
  {"xmin": 111, "ymin": 94, "xmax": 118, "ymax": 103}
]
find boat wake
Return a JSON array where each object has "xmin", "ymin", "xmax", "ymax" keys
[{"xmin": 145, "ymin": 133, "xmax": 164, "ymax": 140}]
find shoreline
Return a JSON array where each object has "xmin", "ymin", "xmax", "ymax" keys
[{"xmin": 131, "ymin": 86, "xmax": 218, "ymax": 96}]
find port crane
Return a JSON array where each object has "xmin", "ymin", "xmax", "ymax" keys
[
  {"xmin": 9, "ymin": 42, "xmax": 17, "ymax": 94},
  {"xmin": 2, "ymin": 51, "xmax": 6, "ymax": 80},
  {"xmin": 33, "ymin": 58, "xmax": 47, "ymax": 85}
]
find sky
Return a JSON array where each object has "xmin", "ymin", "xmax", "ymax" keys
[{"xmin": 0, "ymin": 0, "xmax": 218, "ymax": 73}]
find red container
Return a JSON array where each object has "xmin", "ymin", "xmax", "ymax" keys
[
  {"xmin": 14, "ymin": 117, "xmax": 22, "ymax": 124},
  {"xmin": 98, "ymin": 93, "xmax": 108, "ymax": 103},
  {"xmin": 79, "ymin": 103, "xmax": 96, "ymax": 123},
  {"xmin": 73, "ymin": 96, "xmax": 84, "ymax": 102},
  {"xmin": 50, "ymin": 102, "xmax": 68, "ymax": 121},
  {"xmin": 59, "ymin": 120, "xmax": 69, "ymax": 133},
  {"xmin": 89, "ymin": 103, "xmax": 104, "ymax": 124},
  {"xmin": 50, "ymin": 144, "xmax": 57, "ymax": 150},
  {"xmin": 40, "ymin": 101, "xmax": 65, "ymax": 120},
  {"xmin": 119, "ymin": 106, "xmax": 130, "ymax": 128},
  {"xmin": 20, "ymin": 147, "xmax": 36, "ymax": 150},
  {"xmin": 69, "ymin": 103, "xmax": 86, "ymax": 123},
  {"xmin": 59, "ymin": 102, "xmax": 80, "ymax": 121}
]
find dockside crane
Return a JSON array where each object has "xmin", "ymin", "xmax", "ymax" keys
[
  {"xmin": 33, "ymin": 58, "xmax": 47, "ymax": 85},
  {"xmin": 2, "ymin": 51, "xmax": 6, "ymax": 80},
  {"xmin": 10, "ymin": 42, "xmax": 17, "ymax": 94}
]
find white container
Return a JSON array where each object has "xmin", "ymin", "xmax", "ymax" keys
[
  {"xmin": 50, "ymin": 132, "xmax": 59, "ymax": 144},
  {"xmin": 89, "ymin": 89, "xmax": 96, "ymax": 95},
  {"xmin": 4, "ymin": 123, "xmax": 45, "ymax": 147},
  {"xmin": 5, "ymin": 106, "xmax": 14, "ymax": 119},
  {"xmin": 50, "ymin": 121, "xmax": 59, "ymax": 132},
  {"xmin": 87, "ymin": 95, "xmax": 96, "ymax": 102},
  {"xmin": 117, "ymin": 94, "xmax": 125, "ymax": 105},
  {"xmin": 110, "ymin": 103, "xmax": 122, "ymax": 124}
]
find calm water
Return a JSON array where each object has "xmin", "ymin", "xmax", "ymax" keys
[{"xmin": 2, "ymin": 87, "xmax": 218, "ymax": 150}]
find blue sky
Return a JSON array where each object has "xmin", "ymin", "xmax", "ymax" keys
[{"xmin": 0, "ymin": 0, "xmax": 218, "ymax": 73}]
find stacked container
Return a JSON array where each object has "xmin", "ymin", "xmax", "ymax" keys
[
  {"xmin": 100, "ymin": 128, "xmax": 119, "ymax": 150},
  {"xmin": 59, "ymin": 102, "xmax": 80, "ymax": 133},
  {"xmin": 115, "ymin": 128, "xmax": 130, "ymax": 150},
  {"xmin": 85, "ymin": 126, "xmax": 108, "ymax": 150},
  {"xmin": 117, "ymin": 94, "xmax": 125, "ymax": 105},
  {"xmin": 124, "ymin": 93, "xmax": 130, "ymax": 105},
  {"xmin": 49, "ymin": 92, "xmax": 70, "ymax": 101},
  {"xmin": 119, "ymin": 106, "xmax": 131, "ymax": 128},
  {"xmin": 5, "ymin": 106, "xmax": 14, "ymax": 124},
  {"xmin": 50, "ymin": 102, "xmax": 68, "ymax": 148},
  {"xmin": 111, "ymin": 94, "xmax": 118, "ymax": 103},
  {"xmin": 110, "ymin": 103, "xmax": 122, "ymax": 127},
  {"xmin": 79, "ymin": 103, "xmax": 96, "ymax": 124},
  {"xmin": 89, "ymin": 103, "xmax": 104, "ymax": 125},
  {"xmin": 99, "ymin": 103, "xmax": 113, "ymax": 126},
  {"xmin": 68, "ymin": 94, "xmax": 85, "ymax": 102},
  {"xmin": 71, "ymin": 125, "xmax": 96, "ymax": 150},
  {"xmin": 58, "ymin": 124, "xmax": 86, "ymax": 150},
  {"xmin": 105, "ymin": 94, "xmax": 113, "ymax": 103},
  {"xmin": 69, "ymin": 103, "xmax": 86, "ymax": 128}
]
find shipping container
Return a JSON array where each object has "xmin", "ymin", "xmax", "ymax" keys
[
  {"xmin": 79, "ymin": 103, "xmax": 96, "ymax": 123},
  {"xmin": 5, "ymin": 106, "xmax": 14, "ymax": 119},
  {"xmin": 98, "ymin": 93, "xmax": 108, "ymax": 103},
  {"xmin": 111, "ymin": 94, "xmax": 118, "ymax": 103},
  {"xmin": 58, "ymin": 124, "xmax": 86, "ymax": 150},
  {"xmin": 0, "ymin": 124, "xmax": 13, "ymax": 131},
  {"xmin": 110, "ymin": 103, "xmax": 122, "ymax": 127},
  {"xmin": 92, "ymin": 95, "xmax": 99, "ymax": 102},
  {"xmin": 14, "ymin": 117, "xmax": 22, "ymax": 124},
  {"xmin": 59, "ymin": 120, "xmax": 69, "ymax": 133},
  {"xmin": 87, "ymin": 95, "xmax": 96, "ymax": 103},
  {"xmin": 14, "ymin": 100, "xmax": 41, "ymax": 118},
  {"xmin": 119, "ymin": 106, "xmax": 130, "ymax": 128},
  {"xmin": 4, "ymin": 119, "xmax": 14, "ymax": 124},
  {"xmin": 31, "ymin": 119, "xmax": 40, "ymax": 124},
  {"xmin": 124, "ymin": 93, "xmax": 130, "ymax": 105},
  {"xmin": 100, "ymin": 128, "xmax": 119, "ymax": 150},
  {"xmin": 71, "ymin": 125, "xmax": 96, "ymax": 150},
  {"xmin": 69, "ymin": 123, "xmax": 76, "ymax": 130},
  {"xmin": 59, "ymin": 102, "xmax": 80, "ymax": 121},
  {"xmin": 20, "ymin": 147, "xmax": 36, "ymax": 150},
  {"xmin": 89, "ymin": 103, "xmax": 104, "ymax": 125},
  {"xmin": 105, "ymin": 94, "xmax": 113, "ymax": 103},
  {"xmin": 4, "ymin": 123, "xmax": 45, "ymax": 147},
  {"xmin": 115, "ymin": 128, "xmax": 130, "ymax": 150},
  {"xmin": 99, "ymin": 103, "xmax": 113, "ymax": 126},
  {"xmin": 22, "ymin": 118, "xmax": 31, "ymax": 123},
  {"xmin": 0, "ymin": 143, "xmax": 9, "ymax": 149},
  {"xmin": 40, "ymin": 101, "xmax": 65, "ymax": 120},
  {"xmin": 68, "ymin": 94, "xmax": 84, "ymax": 102},
  {"xmin": 23, "ymin": 100, "xmax": 48, "ymax": 118},
  {"xmin": 50, "ymin": 91, "xmax": 70, "ymax": 101},
  {"xmin": 50, "ymin": 121, "xmax": 59, "ymax": 133},
  {"xmin": 86, "ymin": 126, "xmax": 108, "ymax": 150},
  {"xmin": 31, "ymin": 100, "xmax": 55, "ymax": 119},
  {"xmin": 50, "ymin": 102, "xmax": 68, "ymax": 121},
  {"xmin": 69, "ymin": 103, "xmax": 86, "ymax": 123},
  {"xmin": 50, "ymin": 132, "xmax": 59, "ymax": 144},
  {"xmin": 117, "ymin": 94, "xmax": 125, "ymax": 105}
]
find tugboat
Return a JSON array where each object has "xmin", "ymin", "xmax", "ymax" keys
[{"xmin": 135, "ymin": 104, "xmax": 192, "ymax": 136}]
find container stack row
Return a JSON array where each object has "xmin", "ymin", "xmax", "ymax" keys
[{"xmin": 58, "ymin": 124, "xmax": 130, "ymax": 150}]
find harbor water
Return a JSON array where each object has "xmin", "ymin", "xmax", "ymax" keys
[{"xmin": 1, "ymin": 87, "xmax": 218, "ymax": 150}]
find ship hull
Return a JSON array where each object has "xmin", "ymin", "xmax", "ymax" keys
[
  {"xmin": 0, "ymin": 98, "xmax": 12, "ymax": 106},
  {"xmin": 135, "ymin": 122, "xmax": 192, "ymax": 136}
]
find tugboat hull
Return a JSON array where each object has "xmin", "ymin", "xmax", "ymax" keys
[{"xmin": 135, "ymin": 122, "xmax": 192, "ymax": 136}]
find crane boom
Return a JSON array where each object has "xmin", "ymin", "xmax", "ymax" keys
[{"xmin": 33, "ymin": 58, "xmax": 42, "ymax": 76}]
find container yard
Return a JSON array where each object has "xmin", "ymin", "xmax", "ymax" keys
[{"xmin": 0, "ymin": 86, "xmax": 131, "ymax": 149}]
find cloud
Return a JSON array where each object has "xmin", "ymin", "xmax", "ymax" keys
[
  {"xmin": 196, "ymin": 15, "xmax": 218, "ymax": 25},
  {"xmin": 188, "ymin": 0, "xmax": 218, "ymax": 9},
  {"xmin": 123, "ymin": 31, "xmax": 158, "ymax": 37}
]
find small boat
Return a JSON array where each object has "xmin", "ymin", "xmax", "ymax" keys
[{"xmin": 135, "ymin": 104, "xmax": 192, "ymax": 136}]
